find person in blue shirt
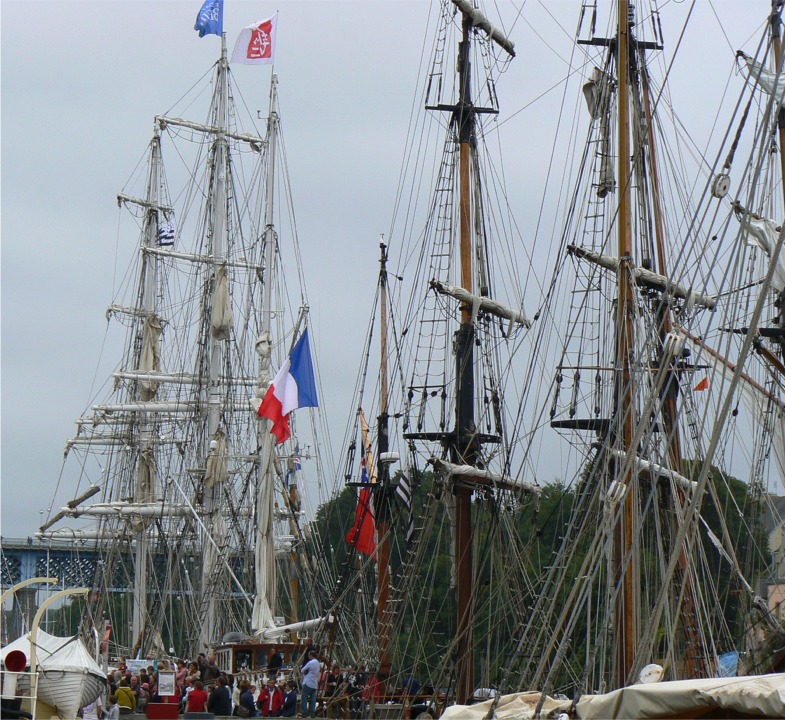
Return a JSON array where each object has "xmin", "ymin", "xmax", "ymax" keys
[
  {"xmin": 401, "ymin": 672, "xmax": 420, "ymax": 697},
  {"xmin": 300, "ymin": 650, "xmax": 320, "ymax": 718},
  {"xmin": 280, "ymin": 680, "xmax": 298, "ymax": 717}
]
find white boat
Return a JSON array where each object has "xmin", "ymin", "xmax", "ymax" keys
[{"xmin": 1, "ymin": 629, "xmax": 106, "ymax": 719}]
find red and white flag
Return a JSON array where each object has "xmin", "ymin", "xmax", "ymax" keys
[{"xmin": 231, "ymin": 15, "xmax": 277, "ymax": 65}]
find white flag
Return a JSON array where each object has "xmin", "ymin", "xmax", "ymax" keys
[{"xmin": 231, "ymin": 15, "xmax": 277, "ymax": 65}]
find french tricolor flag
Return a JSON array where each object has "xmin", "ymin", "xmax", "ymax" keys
[{"xmin": 258, "ymin": 328, "xmax": 318, "ymax": 443}]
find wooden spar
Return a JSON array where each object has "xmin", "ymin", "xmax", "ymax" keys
[
  {"xmin": 376, "ymin": 242, "xmax": 392, "ymax": 687},
  {"xmin": 453, "ymin": 10, "xmax": 476, "ymax": 706},
  {"xmin": 566, "ymin": 245, "xmax": 716, "ymax": 309},
  {"xmin": 768, "ymin": 13, "xmax": 785, "ymax": 382},
  {"xmin": 420, "ymin": 3, "xmax": 513, "ymax": 702},
  {"xmin": 615, "ymin": 0, "xmax": 637, "ymax": 687},
  {"xmin": 131, "ymin": 86, "xmax": 166, "ymax": 655},
  {"xmin": 640, "ymin": 61, "xmax": 708, "ymax": 679},
  {"xmin": 200, "ymin": 34, "xmax": 230, "ymax": 650},
  {"xmin": 771, "ymin": 14, "xmax": 785, "ymax": 213},
  {"xmin": 289, "ymin": 483, "xmax": 300, "ymax": 624}
]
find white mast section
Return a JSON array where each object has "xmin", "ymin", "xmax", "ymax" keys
[
  {"xmin": 131, "ymin": 124, "xmax": 163, "ymax": 651},
  {"xmin": 200, "ymin": 34, "xmax": 231, "ymax": 650},
  {"xmin": 253, "ymin": 74, "xmax": 280, "ymax": 634}
]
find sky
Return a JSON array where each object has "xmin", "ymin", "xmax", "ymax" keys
[{"xmin": 0, "ymin": 0, "xmax": 772, "ymax": 540}]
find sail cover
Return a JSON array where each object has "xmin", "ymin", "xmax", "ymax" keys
[
  {"xmin": 440, "ymin": 675, "xmax": 785, "ymax": 719},
  {"xmin": 440, "ymin": 692, "xmax": 569, "ymax": 719},
  {"xmin": 741, "ymin": 53, "xmax": 785, "ymax": 107},
  {"xmin": 740, "ymin": 214, "xmax": 785, "ymax": 292},
  {"xmin": 210, "ymin": 265, "xmax": 233, "ymax": 340},
  {"xmin": 573, "ymin": 673, "xmax": 785, "ymax": 718},
  {"xmin": 252, "ymin": 434, "xmax": 277, "ymax": 632},
  {"xmin": 139, "ymin": 314, "xmax": 162, "ymax": 399}
]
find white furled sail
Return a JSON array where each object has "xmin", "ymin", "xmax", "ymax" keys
[
  {"xmin": 737, "ymin": 209, "xmax": 785, "ymax": 292},
  {"xmin": 210, "ymin": 264, "xmax": 233, "ymax": 340},
  {"xmin": 740, "ymin": 51, "xmax": 785, "ymax": 106}
]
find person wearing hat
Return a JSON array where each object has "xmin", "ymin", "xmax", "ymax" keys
[{"xmin": 137, "ymin": 682, "xmax": 151, "ymax": 713}]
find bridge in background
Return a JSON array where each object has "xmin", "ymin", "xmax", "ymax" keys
[
  {"xmin": 1, "ymin": 536, "xmax": 101, "ymax": 589},
  {"xmin": 1, "ymin": 536, "xmax": 121, "ymax": 642}
]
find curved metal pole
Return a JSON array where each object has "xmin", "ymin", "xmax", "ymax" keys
[
  {"xmin": 29, "ymin": 588, "xmax": 88, "ymax": 719},
  {"xmin": 0, "ymin": 577, "xmax": 58, "ymax": 606},
  {"xmin": 1, "ymin": 578, "xmax": 58, "ymax": 647}
]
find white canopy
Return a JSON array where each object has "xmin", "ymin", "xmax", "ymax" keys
[{"xmin": 1, "ymin": 628, "xmax": 103, "ymax": 675}]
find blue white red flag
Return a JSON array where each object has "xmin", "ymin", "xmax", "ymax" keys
[
  {"xmin": 194, "ymin": 0, "xmax": 223, "ymax": 38},
  {"xmin": 258, "ymin": 328, "xmax": 318, "ymax": 444}
]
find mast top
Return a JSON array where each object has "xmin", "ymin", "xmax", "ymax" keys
[{"xmin": 451, "ymin": 0, "xmax": 515, "ymax": 57}]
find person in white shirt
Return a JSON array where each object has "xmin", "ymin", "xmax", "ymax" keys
[{"xmin": 80, "ymin": 695, "xmax": 103, "ymax": 720}]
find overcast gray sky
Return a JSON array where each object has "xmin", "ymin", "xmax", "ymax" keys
[{"xmin": 1, "ymin": 0, "xmax": 770, "ymax": 539}]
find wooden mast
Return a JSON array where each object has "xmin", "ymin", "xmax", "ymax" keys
[
  {"xmin": 453, "ymin": 10, "xmax": 476, "ymax": 706},
  {"xmin": 414, "ymin": 2, "xmax": 514, "ymax": 703},
  {"xmin": 376, "ymin": 242, "xmax": 393, "ymax": 687},
  {"xmin": 771, "ymin": 11, "xmax": 785, "ymax": 205},
  {"xmin": 450, "ymin": 2, "xmax": 514, "ymax": 703},
  {"xmin": 640, "ymin": 59, "xmax": 709, "ymax": 679},
  {"xmin": 614, "ymin": 0, "xmax": 637, "ymax": 686}
]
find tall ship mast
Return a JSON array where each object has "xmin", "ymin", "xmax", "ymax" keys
[
  {"xmin": 482, "ymin": 0, "xmax": 785, "ymax": 710},
  {"xmin": 37, "ymin": 28, "xmax": 333, "ymax": 661},
  {"xmin": 331, "ymin": 0, "xmax": 542, "ymax": 705}
]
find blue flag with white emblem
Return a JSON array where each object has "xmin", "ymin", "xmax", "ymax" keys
[{"xmin": 194, "ymin": 0, "xmax": 223, "ymax": 38}]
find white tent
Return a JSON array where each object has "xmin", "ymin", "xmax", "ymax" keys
[{"xmin": 1, "ymin": 629, "xmax": 106, "ymax": 720}]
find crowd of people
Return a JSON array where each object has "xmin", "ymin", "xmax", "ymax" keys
[{"xmin": 78, "ymin": 643, "xmax": 408, "ymax": 719}]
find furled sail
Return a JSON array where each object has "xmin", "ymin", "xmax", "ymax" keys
[
  {"xmin": 736, "ymin": 207, "xmax": 785, "ymax": 292},
  {"xmin": 139, "ymin": 314, "xmax": 162, "ymax": 399},
  {"xmin": 211, "ymin": 264, "xmax": 233, "ymax": 340},
  {"xmin": 739, "ymin": 51, "xmax": 785, "ymax": 106}
]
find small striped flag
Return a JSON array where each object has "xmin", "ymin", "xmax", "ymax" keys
[
  {"xmin": 397, "ymin": 454, "xmax": 414, "ymax": 545},
  {"xmin": 158, "ymin": 220, "xmax": 175, "ymax": 246}
]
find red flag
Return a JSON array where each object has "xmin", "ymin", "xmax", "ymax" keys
[
  {"xmin": 694, "ymin": 377, "xmax": 709, "ymax": 392},
  {"xmin": 346, "ymin": 485, "xmax": 376, "ymax": 558},
  {"xmin": 231, "ymin": 15, "xmax": 277, "ymax": 65}
]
